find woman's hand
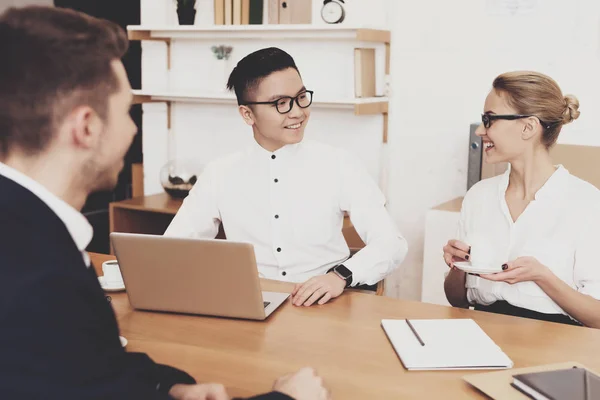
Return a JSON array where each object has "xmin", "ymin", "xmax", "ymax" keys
[
  {"xmin": 442, "ymin": 239, "xmax": 470, "ymax": 269},
  {"xmin": 479, "ymin": 257, "xmax": 551, "ymax": 284}
]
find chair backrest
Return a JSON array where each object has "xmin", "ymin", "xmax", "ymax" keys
[
  {"xmin": 550, "ymin": 144, "xmax": 600, "ymax": 189},
  {"xmin": 348, "ymin": 247, "xmax": 385, "ymax": 296},
  {"xmin": 481, "ymin": 144, "xmax": 600, "ymax": 189}
]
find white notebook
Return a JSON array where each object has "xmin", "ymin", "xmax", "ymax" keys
[{"xmin": 381, "ymin": 319, "xmax": 513, "ymax": 371}]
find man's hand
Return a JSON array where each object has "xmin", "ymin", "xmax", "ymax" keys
[
  {"xmin": 291, "ymin": 273, "xmax": 346, "ymax": 307},
  {"xmin": 273, "ymin": 367, "xmax": 330, "ymax": 400},
  {"xmin": 169, "ymin": 383, "xmax": 230, "ymax": 400}
]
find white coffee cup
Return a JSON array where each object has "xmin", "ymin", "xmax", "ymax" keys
[
  {"xmin": 468, "ymin": 237, "xmax": 497, "ymax": 268},
  {"xmin": 102, "ymin": 260, "xmax": 123, "ymax": 285}
]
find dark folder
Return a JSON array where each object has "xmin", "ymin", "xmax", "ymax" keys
[{"xmin": 512, "ymin": 367, "xmax": 600, "ymax": 400}]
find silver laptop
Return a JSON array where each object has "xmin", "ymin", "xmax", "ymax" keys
[{"xmin": 110, "ymin": 232, "xmax": 289, "ymax": 320}]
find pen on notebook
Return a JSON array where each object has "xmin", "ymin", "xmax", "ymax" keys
[{"xmin": 405, "ymin": 319, "xmax": 425, "ymax": 346}]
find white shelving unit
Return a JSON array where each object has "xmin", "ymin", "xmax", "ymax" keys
[
  {"xmin": 131, "ymin": 19, "xmax": 392, "ymax": 197},
  {"xmin": 128, "ymin": 24, "xmax": 390, "ymax": 42},
  {"xmin": 128, "ymin": 24, "xmax": 391, "ymax": 142},
  {"xmin": 133, "ymin": 90, "xmax": 388, "ymax": 113}
]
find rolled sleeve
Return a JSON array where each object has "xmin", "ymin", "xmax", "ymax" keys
[
  {"xmin": 164, "ymin": 163, "xmax": 221, "ymax": 239},
  {"xmin": 337, "ymin": 151, "xmax": 407, "ymax": 285}
]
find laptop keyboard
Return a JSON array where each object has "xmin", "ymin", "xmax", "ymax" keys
[{"xmin": 263, "ymin": 301, "xmax": 271, "ymax": 308}]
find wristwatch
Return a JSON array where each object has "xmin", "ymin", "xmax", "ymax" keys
[{"xmin": 328, "ymin": 264, "xmax": 353, "ymax": 288}]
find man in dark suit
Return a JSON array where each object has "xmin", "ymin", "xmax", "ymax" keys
[{"xmin": 0, "ymin": 6, "xmax": 328, "ymax": 400}]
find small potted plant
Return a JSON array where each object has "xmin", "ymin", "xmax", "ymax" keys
[
  {"xmin": 175, "ymin": 0, "xmax": 197, "ymax": 25},
  {"xmin": 160, "ymin": 159, "xmax": 204, "ymax": 199}
]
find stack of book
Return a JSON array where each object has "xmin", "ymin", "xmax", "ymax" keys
[
  {"xmin": 214, "ymin": 0, "xmax": 312, "ymax": 25},
  {"xmin": 214, "ymin": 0, "xmax": 263, "ymax": 25},
  {"xmin": 354, "ymin": 48, "xmax": 376, "ymax": 98}
]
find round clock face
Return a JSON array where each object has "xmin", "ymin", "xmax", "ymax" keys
[{"xmin": 321, "ymin": 2, "xmax": 344, "ymax": 24}]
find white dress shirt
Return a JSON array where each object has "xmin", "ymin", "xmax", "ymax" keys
[
  {"xmin": 0, "ymin": 162, "xmax": 93, "ymax": 266},
  {"xmin": 458, "ymin": 165, "xmax": 600, "ymax": 315},
  {"xmin": 165, "ymin": 140, "xmax": 407, "ymax": 285}
]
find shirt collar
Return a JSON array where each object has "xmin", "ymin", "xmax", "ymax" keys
[
  {"xmin": 498, "ymin": 164, "xmax": 569, "ymax": 201},
  {"xmin": 0, "ymin": 162, "xmax": 93, "ymax": 253},
  {"xmin": 250, "ymin": 139, "xmax": 303, "ymax": 159}
]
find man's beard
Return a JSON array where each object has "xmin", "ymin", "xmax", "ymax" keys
[{"xmin": 82, "ymin": 157, "xmax": 122, "ymax": 194}]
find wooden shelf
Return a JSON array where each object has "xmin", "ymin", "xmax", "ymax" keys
[
  {"xmin": 127, "ymin": 25, "xmax": 390, "ymax": 43},
  {"xmin": 132, "ymin": 90, "xmax": 388, "ymax": 116},
  {"xmin": 111, "ymin": 193, "xmax": 182, "ymax": 215}
]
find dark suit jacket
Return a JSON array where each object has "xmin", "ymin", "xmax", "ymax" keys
[{"xmin": 0, "ymin": 175, "xmax": 291, "ymax": 400}]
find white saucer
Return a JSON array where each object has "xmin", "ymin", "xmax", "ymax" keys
[
  {"xmin": 453, "ymin": 262, "xmax": 503, "ymax": 275},
  {"xmin": 98, "ymin": 276, "xmax": 125, "ymax": 292},
  {"xmin": 119, "ymin": 336, "xmax": 128, "ymax": 347}
]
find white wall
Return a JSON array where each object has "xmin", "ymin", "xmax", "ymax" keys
[
  {"xmin": 139, "ymin": 0, "xmax": 600, "ymax": 300},
  {"xmin": 386, "ymin": 0, "xmax": 600, "ymax": 300},
  {"xmin": 0, "ymin": 0, "xmax": 52, "ymax": 13}
]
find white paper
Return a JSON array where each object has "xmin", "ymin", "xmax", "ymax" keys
[{"xmin": 382, "ymin": 319, "xmax": 513, "ymax": 370}]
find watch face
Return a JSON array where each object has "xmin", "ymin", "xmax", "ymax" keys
[
  {"xmin": 335, "ymin": 265, "xmax": 352, "ymax": 279},
  {"xmin": 321, "ymin": 2, "xmax": 344, "ymax": 24}
]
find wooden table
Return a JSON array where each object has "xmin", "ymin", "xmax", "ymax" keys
[
  {"xmin": 91, "ymin": 253, "xmax": 600, "ymax": 399},
  {"xmin": 109, "ymin": 193, "xmax": 365, "ymax": 248}
]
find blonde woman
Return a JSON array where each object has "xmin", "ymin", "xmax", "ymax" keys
[{"xmin": 443, "ymin": 71, "xmax": 600, "ymax": 328}]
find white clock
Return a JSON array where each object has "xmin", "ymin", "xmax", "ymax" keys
[{"xmin": 321, "ymin": 0, "xmax": 345, "ymax": 24}]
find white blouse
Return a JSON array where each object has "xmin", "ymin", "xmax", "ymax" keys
[{"xmin": 458, "ymin": 165, "xmax": 600, "ymax": 315}]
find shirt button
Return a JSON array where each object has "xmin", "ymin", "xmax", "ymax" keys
[
  {"xmin": 274, "ymin": 214, "xmax": 279, "ymax": 219},
  {"xmin": 274, "ymin": 178, "xmax": 279, "ymax": 183},
  {"xmin": 282, "ymin": 271, "xmax": 287, "ymax": 276},
  {"xmin": 271, "ymin": 155, "xmax": 276, "ymax": 160},
  {"xmin": 277, "ymin": 247, "xmax": 282, "ymax": 252}
]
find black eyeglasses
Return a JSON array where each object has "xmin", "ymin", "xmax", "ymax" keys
[
  {"xmin": 481, "ymin": 113, "xmax": 556, "ymax": 129},
  {"xmin": 242, "ymin": 90, "xmax": 314, "ymax": 114}
]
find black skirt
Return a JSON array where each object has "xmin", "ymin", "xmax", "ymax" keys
[{"xmin": 474, "ymin": 301, "xmax": 583, "ymax": 327}]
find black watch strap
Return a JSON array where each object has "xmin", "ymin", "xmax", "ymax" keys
[{"xmin": 328, "ymin": 264, "xmax": 352, "ymax": 288}]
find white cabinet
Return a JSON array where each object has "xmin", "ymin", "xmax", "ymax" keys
[{"xmin": 421, "ymin": 197, "xmax": 463, "ymax": 306}]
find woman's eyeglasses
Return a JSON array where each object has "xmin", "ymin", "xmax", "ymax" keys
[
  {"xmin": 481, "ymin": 113, "xmax": 556, "ymax": 129},
  {"xmin": 242, "ymin": 90, "xmax": 314, "ymax": 114}
]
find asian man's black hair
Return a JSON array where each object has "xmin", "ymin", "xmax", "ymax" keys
[{"xmin": 226, "ymin": 47, "xmax": 300, "ymax": 105}]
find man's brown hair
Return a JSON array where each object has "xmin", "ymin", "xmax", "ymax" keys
[{"xmin": 0, "ymin": 6, "xmax": 129, "ymax": 157}]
